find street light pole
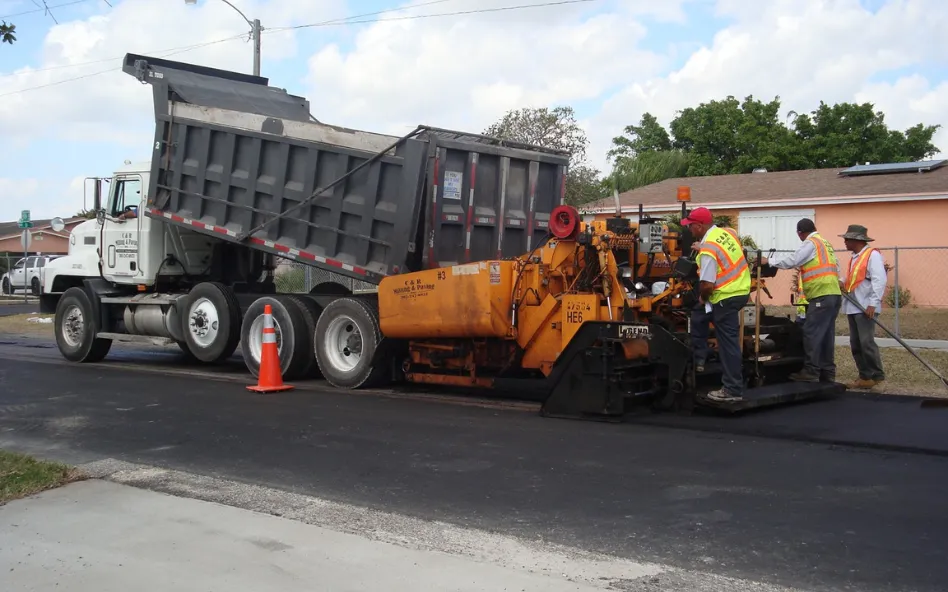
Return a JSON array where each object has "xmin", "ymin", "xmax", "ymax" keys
[{"xmin": 184, "ymin": 0, "xmax": 262, "ymax": 76}]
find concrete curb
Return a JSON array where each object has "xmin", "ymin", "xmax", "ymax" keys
[{"xmin": 835, "ymin": 336, "xmax": 948, "ymax": 351}]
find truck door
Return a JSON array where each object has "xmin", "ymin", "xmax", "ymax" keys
[{"xmin": 101, "ymin": 175, "xmax": 143, "ymax": 280}]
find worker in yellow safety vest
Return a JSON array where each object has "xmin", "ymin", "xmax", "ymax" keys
[
  {"xmin": 760, "ymin": 218, "xmax": 842, "ymax": 383},
  {"xmin": 681, "ymin": 206, "xmax": 751, "ymax": 403}
]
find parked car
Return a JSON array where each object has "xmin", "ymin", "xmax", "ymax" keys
[{"xmin": 1, "ymin": 255, "xmax": 63, "ymax": 296}]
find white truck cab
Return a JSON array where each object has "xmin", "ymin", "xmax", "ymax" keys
[{"xmin": 42, "ymin": 160, "xmax": 214, "ymax": 302}]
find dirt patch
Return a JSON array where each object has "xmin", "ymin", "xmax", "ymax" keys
[
  {"xmin": 0, "ymin": 313, "xmax": 54, "ymax": 338},
  {"xmin": 0, "ymin": 450, "xmax": 84, "ymax": 504},
  {"xmin": 834, "ymin": 346, "xmax": 948, "ymax": 397}
]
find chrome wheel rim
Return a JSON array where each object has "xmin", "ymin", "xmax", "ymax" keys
[
  {"xmin": 62, "ymin": 304, "xmax": 84, "ymax": 348},
  {"xmin": 188, "ymin": 297, "xmax": 220, "ymax": 348},
  {"xmin": 323, "ymin": 314, "xmax": 362, "ymax": 373}
]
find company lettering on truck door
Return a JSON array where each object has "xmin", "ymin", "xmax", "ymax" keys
[{"xmin": 102, "ymin": 175, "xmax": 142, "ymax": 278}]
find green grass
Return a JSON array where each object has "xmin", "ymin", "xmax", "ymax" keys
[
  {"xmin": 834, "ymin": 346, "xmax": 948, "ymax": 397},
  {"xmin": 768, "ymin": 306, "xmax": 948, "ymax": 341},
  {"xmin": 0, "ymin": 450, "xmax": 81, "ymax": 504}
]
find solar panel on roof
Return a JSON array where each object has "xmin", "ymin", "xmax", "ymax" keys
[{"xmin": 838, "ymin": 159, "xmax": 947, "ymax": 176}]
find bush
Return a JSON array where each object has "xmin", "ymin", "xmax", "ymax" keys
[{"xmin": 884, "ymin": 285, "xmax": 912, "ymax": 308}]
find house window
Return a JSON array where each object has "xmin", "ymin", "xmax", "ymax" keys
[{"xmin": 738, "ymin": 208, "xmax": 815, "ymax": 252}]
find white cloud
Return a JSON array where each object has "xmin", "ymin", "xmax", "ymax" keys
[
  {"xmin": 304, "ymin": 0, "xmax": 670, "ymax": 142},
  {"xmin": 590, "ymin": 0, "xmax": 948, "ymax": 170},
  {"xmin": 0, "ymin": 176, "xmax": 81, "ymax": 221},
  {"xmin": 0, "ymin": 0, "xmax": 346, "ymax": 146}
]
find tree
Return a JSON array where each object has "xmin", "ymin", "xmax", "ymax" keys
[
  {"xmin": 484, "ymin": 106, "xmax": 606, "ymax": 207},
  {"xmin": 669, "ymin": 95, "xmax": 809, "ymax": 176},
  {"xmin": 604, "ymin": 149, "xmax": 691, "ymax": 195},
  {"xmin": 791, "ymin": 102, "xmax": 940, "ymax": 167},
  {"xmin": 1, "ymin": 21, "xmax": 15, "ymax": 45},
  {"xmin": 608, "ymin": 95, "xmax": 941, "ymax": 180},
  {"xmin": 606, "ymin": 113, "xmax": 672, "ymax": 161}
]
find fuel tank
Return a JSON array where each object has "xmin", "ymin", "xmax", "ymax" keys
[{"xmin": 378, "ymin": 260, "xmax": 516, "ymax": 339}]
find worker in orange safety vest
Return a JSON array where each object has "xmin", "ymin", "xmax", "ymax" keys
[{"xmin": 839, "ymin": 224, "xmax": 887, "ymax": 389}]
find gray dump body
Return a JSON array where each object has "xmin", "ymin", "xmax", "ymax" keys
[{"xmin": 123, "ymin": 53, "xmax": 570, "ymax": 286}]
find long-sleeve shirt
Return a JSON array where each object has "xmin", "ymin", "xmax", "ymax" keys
[
  {"xmin": 842, "ymin": 246, "xmax": 887, "ymax": 315},
  {"xmin": 767, "ymin": 231, "xmax": 841, "ymax": 278}
]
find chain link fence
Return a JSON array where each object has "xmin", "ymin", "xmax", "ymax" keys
[
  {"xmin": 273, "ymin": 257, "xmax": 377, "ymax": 295},
  {"xmin": 760, "ymin": 245, "xmax": 948, "ymax": 340}
]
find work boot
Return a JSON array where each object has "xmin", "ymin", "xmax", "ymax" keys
[
  {"xmin": 789, "ymin": 370, "xmax": 819, "ymax": 382},
  {"xmin": 847, "ymin": 378, "xmax": 876, "ymax": 389}
]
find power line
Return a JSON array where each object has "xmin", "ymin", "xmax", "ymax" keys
[
  {"xmin": 0, "ymin": 35, "xmax": 243, "ymax": 98},
  {"xmin": 1, "ymin": 0, "xmax": 92, "ymax": 20},
  {"xmin": 267, "ymin": 0, "xmax": 599, "ymax": 33},
  {"xmin": 0, "ymin": 0, "xmax": 454, "ymax": 79},
  {"xmin": 0, "ymin": 0, "xmax": 598, "ymax": 98}
]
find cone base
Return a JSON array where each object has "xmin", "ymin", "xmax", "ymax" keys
[{"xmin": 247, "ymin": 383, "xmax": 295, "ymax": 393}]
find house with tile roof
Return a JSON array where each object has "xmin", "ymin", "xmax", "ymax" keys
[{"xmin": 583, "ymin": 160, "xmax": 948, "ymax": 307}]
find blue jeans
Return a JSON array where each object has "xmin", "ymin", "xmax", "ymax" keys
[
  {"xmin": 691, "ymin": 294, "xmax": 750, "ymax": 396},
  {"xmin": 802, "ymin": 294, "xmax": 841, "ymax": 379},
  {"xmin": 713, "ymin": 294, "xmax": 750, "ymax": 396}
]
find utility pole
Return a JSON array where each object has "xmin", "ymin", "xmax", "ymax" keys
[
  {"xmin": 252, "ymin": 18, "xmax": 261, "ymax": 76},
  {"xmin": 184, "ymin": 0, "xmax": 262, "ymax": 76}
]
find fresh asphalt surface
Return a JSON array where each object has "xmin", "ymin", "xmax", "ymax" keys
[{"xmin": 1, "ymin": 337, "xmax": 947, "ymax": 592}]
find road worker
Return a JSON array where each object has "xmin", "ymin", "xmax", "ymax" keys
[
  {"xmin": 760, "ymin": 218, "xmax": 842, "ymax": 383},
  {"xmin": 839, "ymin": 224, "xmax": 887, "ymax": 389},
  {"xmin": 681, "ymin": 207, "xmax": 751, "ymax": 402}
]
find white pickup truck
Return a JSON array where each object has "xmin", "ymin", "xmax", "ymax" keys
[{"xmin": 1, "ymin": 254, "xmax": 63, "ymax": 296}]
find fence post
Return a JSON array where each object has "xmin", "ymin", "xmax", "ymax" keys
[{"xmin": 893, "ymin": 246, "xmax": 900, "ymax": 338}]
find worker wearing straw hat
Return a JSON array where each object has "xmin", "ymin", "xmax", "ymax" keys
[{"xmin": 839, "ymin": 224, "xmax": 887, "ymax": 389}]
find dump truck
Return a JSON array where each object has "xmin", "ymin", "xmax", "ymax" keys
[{"xmin": 42, "ymin": 53, "xmax": 842, "ymax": 421}]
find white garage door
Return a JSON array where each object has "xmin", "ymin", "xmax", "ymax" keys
[{"xmin": 738, "ymin": 208, "xmax": 815, "ymax": 252}]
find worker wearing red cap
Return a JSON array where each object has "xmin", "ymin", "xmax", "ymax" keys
[
  {"xmin": 681, "ymin": 206, "xmax": 751, "ymax": 403},
  {"xmin": 760, "ymin": 218, "xmax": 842, "ymax": 383}
]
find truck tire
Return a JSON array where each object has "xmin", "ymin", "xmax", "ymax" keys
[
  {"xmin": 240, "ymin": 296, "xmax": 311, "ymax": 380},
  {"xmin": 314, "ymin": 297, "xmax": 388, "ymax": 389},
  {"xmin": 54, "ymin": 287, "xmax": 112, "ymax": 363},
  {"xmin": 1, "ymin": 277, "xmax": 9, "ymax": 295},
  {"xmin": 283, "ymin": 296, "xmax": 322, "ymax": 379},
  {"xmin": 180, "ymin": 282, "xmax": 241, "ymax": 364},
  {"xmin": 31, "ymin": 277, "xmax": 40, "ymax": 296}
]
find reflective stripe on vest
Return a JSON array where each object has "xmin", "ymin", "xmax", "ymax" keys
[
  {"xmin": 799, "ymin": 232, "xmax": 840, "ymax": 298},
  {"xmin": 698, "ymin": 226, "xmax": 751, "ymax": 303},
  {"xmin": 846, "ymin": 247, "xmax": 881, "ymax": 292}
]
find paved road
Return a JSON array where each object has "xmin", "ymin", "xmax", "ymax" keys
[
  {"xmin": 0, "ymin": 302, "xmax": 37, "ymax": 317},
  {"xmin": 1, "ymin": 348, "xmax": 947, "ymax": 592}
]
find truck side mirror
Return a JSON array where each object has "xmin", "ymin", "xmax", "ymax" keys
[{"xmin": 93, "ymin": 178, "xmax": 103, "ymax": 212}]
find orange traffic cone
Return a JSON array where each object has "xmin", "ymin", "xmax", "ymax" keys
[{"xmin": 247, "ymin": 304, "xmax": 294, "ymax": 393}]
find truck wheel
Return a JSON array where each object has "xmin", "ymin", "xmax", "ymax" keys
[
  {"xmin": 54, "ymin": 287, "xmax": 112, "ymax": 363},
  {"xmin": 180, "ymin": 282, "xmax": 241, "ymax": 363},
  {"xmin": 283, "ymin": 296, "xmax": 322, "ymax": 378},
  {"xmin": 31, "ymin": 277, "xmax": 40, "ymax": 296},
  {"xmin": 314, "ymin": 297, "xmax": 388, "ymax": 389},
  {"xmin": 240, "ymin": 296, "xmax": 310, "ymax": 380},
  {"xmin": 1, "ymin": 278, "xmax": 9, "ymax": 295}
]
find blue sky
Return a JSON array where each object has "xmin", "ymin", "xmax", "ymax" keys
[{"xmin": 0, "ymin": 0, "xmax": 945, "ymax": 222}]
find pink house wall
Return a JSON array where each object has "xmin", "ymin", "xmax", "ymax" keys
[{"xmin": 752, "ymin": 200, "xmax": 948, "ymax": 308}]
